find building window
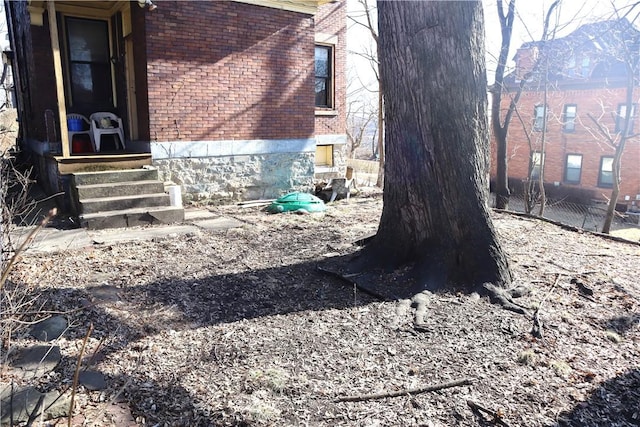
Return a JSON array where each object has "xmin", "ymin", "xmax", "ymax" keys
[
  {"xmin": 533, "ymin": 105, "xmax": 546, "ymax": 131},
  {"xmin": 598, "ymin": 156, "xmax": 614, "ymax": 188},
  {"xmin": 563, "ymin": 104, "xmax": 577, "ymax": 132},
  {"xmin": 615, "ymin": 103, "xmax": 637, "ymax": 134},
  {"xmin": 581, "ymin": 56, "xmax": 590, "ymax": 77},
  {"xmin": 315, "ymin": 45, "xmax": 333, "ymax": 108},
  {"xmin": 315, "ymin": 144, "xmax": 333, "ymax": 167},
  {"xmin": 564, "ymin": 154, "xmax": 582, "ymax": 184},
  {"xmin": 530, "ymin": 151, "xmax": 544, "ymax": 180},
  {"xmin": 65, "ymin": 17, "xmax": 114, "ymax": 111}
]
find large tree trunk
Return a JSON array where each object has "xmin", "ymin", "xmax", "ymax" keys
[{"xmin": 364, "ymin": 0, "xmax": 512, "ymax": 291}]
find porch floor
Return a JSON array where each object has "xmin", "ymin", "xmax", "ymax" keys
[{"xmin": 52, "ymin": 152, "xmax": 152, "ymax": 174}]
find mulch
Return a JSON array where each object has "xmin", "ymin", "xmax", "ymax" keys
[{"xmin": 3, "ymin": 191, "xmax": 639, "ymax": 426}]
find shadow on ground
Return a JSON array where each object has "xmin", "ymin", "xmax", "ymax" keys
[
  {"xmin": 554, "ymin": 368, "xmax": 640, "ymax": 426},
  {"xmin": 28, "ymin": 255, "xmax": 378, "ymax": 424}
]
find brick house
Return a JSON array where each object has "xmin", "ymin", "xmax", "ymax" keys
[
  {"xmin": 5, "ymin": 0, "xmax": 346, "ymax": 208},
  {"xmin": 491, "ymin": 18, "xmax": 640, "ymax": 211}
]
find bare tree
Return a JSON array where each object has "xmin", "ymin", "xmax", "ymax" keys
[
  {"xmin": 584, "ymin": 6, "xmax": 640, "ymax": 233},
  {"xmin": 490, "ymin": 0, "xmax": 561, "ymax": 210},
  {"xmin": 346, "ymin": 98, "xmax": 376, "ymax": 159},
  {"xmin": 348, "ymin": 0, "xmax": 384, "ymax": 186}
]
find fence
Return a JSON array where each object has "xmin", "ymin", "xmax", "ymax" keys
[
  {"xmin": 492, "ymin": 193, "xmax": 638, "ymax": 234},
  {"xmin": 347, "ymin": 159, "xmax": 379, "ymax": 187},
  {"xmin": 345, "ymin": 158, "xmax": 639, "ymax": 235}
]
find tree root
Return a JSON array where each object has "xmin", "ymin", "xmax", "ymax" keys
[
  {"xmin": 335, "ymin": 378, "xmax": 473, "ymax": 402},
  {"xmin": 482, "ymin": 283, "xmax": 529, "ymax": 316}
]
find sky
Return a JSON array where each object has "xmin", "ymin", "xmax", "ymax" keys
[{"xmin": 346, "ymin": 0, "xmax": 640, "ymax": 99}]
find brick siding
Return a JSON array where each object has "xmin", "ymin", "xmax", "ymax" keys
[
  {"xmin": 144, "ymin": 1, "xmax": 315, "ymax": 142},
  {"xmin": 491, "ymin": 86, "xmax": 640, "ymax": 202},
  {"xmin": 314, "ymin": 1, "xmax": 346, "ymax": 136}
]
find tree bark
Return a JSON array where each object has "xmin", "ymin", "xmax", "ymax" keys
[{"xmin": 362, "ymin": 0, "xmax": 512, "ymax": 291}]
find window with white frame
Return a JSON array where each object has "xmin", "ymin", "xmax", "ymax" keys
[
  {"xmin": 563, "ymin": 104, "xmax": 577, "ymax": 132},
  {"xmin": 615, "ymin": 103, "xmax": 637, "ymax": 134},
  {"xmin": 564, "ymin": 154, "xmax": 582, "ymax": 184},
  {"xmin": 530, "ymin": 151, "xmax": 544, "ymax": 180},
  {"xmin": 533, "ymin": 105, "xmax": 546, "ymax": 131},
  {"xmin": 598, "ymin": 156, "xmax": 614, "ymax": 188}
]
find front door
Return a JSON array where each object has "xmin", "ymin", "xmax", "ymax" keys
[{"xmin": 64, "ymin": 16, "xmax": 114, "ymax": 116}]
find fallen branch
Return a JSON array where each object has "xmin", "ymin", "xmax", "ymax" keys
[
  {"xmin": 69, "ymin": 323, "xmax": 93, "ymax": 427},
  {"xmin": 467, "ymin": 400, "xmax": 511, "ymax": 427},
  {"xmin": 335, "ymin": 378, "xmax": 472, "ymax": 402}
]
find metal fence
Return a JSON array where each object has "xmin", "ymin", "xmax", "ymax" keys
[{"xmin": 491, "ymin": 193, "xmax": 638, "ymax": 233}]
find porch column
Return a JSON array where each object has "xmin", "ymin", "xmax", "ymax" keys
[{"xmin": 47, "ymin": 0, "xmax": 70, "ymax": 158}]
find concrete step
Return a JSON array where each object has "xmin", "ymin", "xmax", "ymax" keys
[
  {"xmin": 76, "ymin": 180, "xmax": 165, "ymax": 199},
  {"xmin": 72, "ymin": 168, "xmax": 159, "ymax": 186},
  {"xmin": 79, "ymin": 193, "xmax": 170, "ymax": 214},
  {"xmin": 80, "ymin": 206, "xmax": 185, "ymax": 230}
]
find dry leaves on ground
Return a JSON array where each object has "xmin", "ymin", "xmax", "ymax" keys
[{"xmin": 4, "ymin": 193, "xmax": 640, "ymax": 426}]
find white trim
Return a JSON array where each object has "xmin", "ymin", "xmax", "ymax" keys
[
  {"xmin": 315, "ymin": 109, "xmax": 338, "ymax": 117},
  {"xmin": 232, "ymin": 0, "xmax": 317, "ymax": 15},
  {"xmin": 151, "ymin": 138, "xmax": 316, "ymax": 160},
  {"xmin": 315, "ymin": 166, "xmax": 339, "ymax": 174},
  {"xmin": 315, "ymin": 33, "xmax": 338, "ymax": 45},
  {"xmin": 316, "ymin": 134, "xmax": 347, "ymax": 146}
]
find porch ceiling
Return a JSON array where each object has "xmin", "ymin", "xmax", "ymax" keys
[
  {"xmin": 29, "ymin": 1, "xmax": 127, "ymax": 19},
  {"xmin": 29, "ymin": 0, "xmax": 336, "ymax": 17}
]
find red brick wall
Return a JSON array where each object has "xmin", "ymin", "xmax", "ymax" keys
[
  {"xmin": 314, "ymin": 1, "xmax": 346, "ymax": 136},
  {"xmin": 491, "ymin": 86, "xmax": 640, "ymax": 201},
  {"xmin": 144, "ymin": 1, "xmax": 315, "ymax": 142}
]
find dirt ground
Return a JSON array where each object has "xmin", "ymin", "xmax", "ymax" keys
[{"xmin": 4, "ymin": 192, "xmax": 640, "ymax": 426}]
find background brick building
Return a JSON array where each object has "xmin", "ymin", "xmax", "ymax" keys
[{"xmin": 491, "ymin": 19, "xmax": 640, "ymax": 211}]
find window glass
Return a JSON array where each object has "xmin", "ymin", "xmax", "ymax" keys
[
  {"xmin": 65, "ymin": 17, "xmax": 113, "ymax": 111},
  {"xmin": 533, "ymin": 105, "xmax": 546, "ymax": 131},
  {"xmin": 563, "ymin": 104, "xmax": 577, "ymax": 132},
  {"xmin": 565, "ymin": 154, "xmax": 582, "ymax": 183},
  {"xmin": 616, "ymin": 103, "xmax": 636, "ymax": 134},
  {"xmin": 315, "ymin": 46, "xmax": 332, "ymax": 108},
  {"xmin": 531, "ymin": 151, "xmax": 544, "ymax": 180},
  {"xmin": 598, "ymin": 156, "xmax": 614, "ymax": 187}
]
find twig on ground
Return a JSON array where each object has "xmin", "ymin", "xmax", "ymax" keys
[
  {"xmin": 25, "ymin": 394, "xmax": 45, "ymax": 427},
  {"xmin": 532, "ymin": 273, "xmax": 561, "ymax": 339},
  {"xmin": 467, "ymin": 400, "xmax": 511, "ymax": 427},
  {"xmin": 335, "ymin": 378, "xmax": 472, "ymax": 402},
  {"xmin": 69, "ymin": 323, "xmax": 93, "ymax": 427}
]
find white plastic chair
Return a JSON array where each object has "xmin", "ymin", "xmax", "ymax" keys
[
  {"xmin": 67, "ymin": 113, "xmax": 93, "ymax": 153},
  {"xmin": 90, "ymin": 112, "xmax": 126, "ymax": 152}
]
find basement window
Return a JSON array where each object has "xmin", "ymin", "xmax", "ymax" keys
[{"xmin": 315, "ymin": 144, "xmax": 333, "ymax": 167}]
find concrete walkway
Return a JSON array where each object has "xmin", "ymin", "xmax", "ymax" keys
[{"xmin": 11, "ymin": 208, "xmax": 245, "ymax": 253}]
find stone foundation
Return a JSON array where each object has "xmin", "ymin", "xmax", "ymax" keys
[{"xmin": 152, "ymin": 139, "xmax": 316, "ymax": 203}]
